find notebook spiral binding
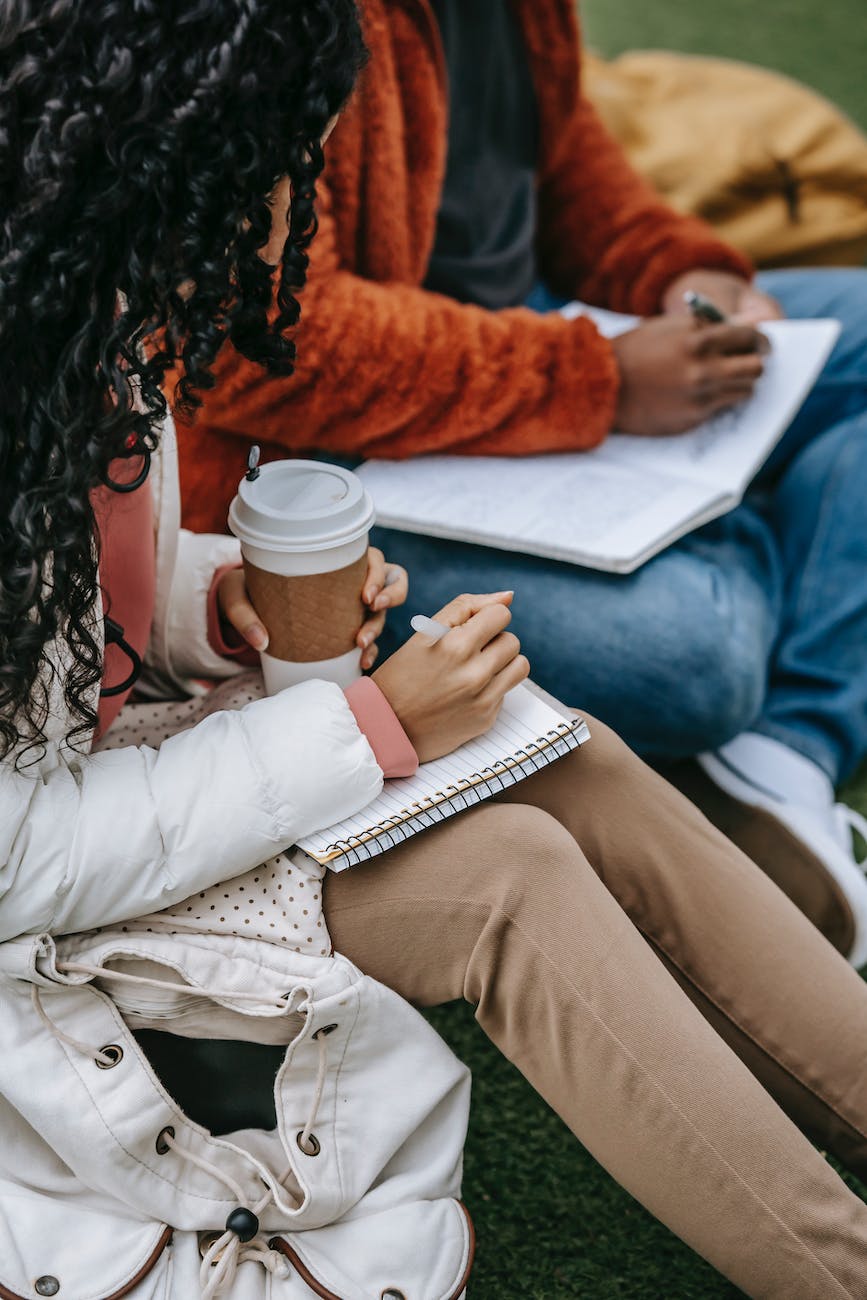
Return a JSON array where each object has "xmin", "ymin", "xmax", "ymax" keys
[{"xmin": 320, "ymin": 720, "xmax": 581, "ymax": 866}]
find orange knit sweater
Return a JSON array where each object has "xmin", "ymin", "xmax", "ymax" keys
[{"xmin": 179, "ymin": 0, "xmax": 752, "ymax": 534}]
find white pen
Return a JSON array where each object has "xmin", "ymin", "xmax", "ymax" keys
[{"xmin": 410, "ymin": 614, "xmax": 452, "ymax": 642}]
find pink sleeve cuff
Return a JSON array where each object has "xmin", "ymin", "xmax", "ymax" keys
[
  {"xmin": 344, "ymin": 677, "xmax": 419, "ymax": 779},
  {"xmin": 207, "ymin": 563, "xmax": 260, "ymax": 667}
]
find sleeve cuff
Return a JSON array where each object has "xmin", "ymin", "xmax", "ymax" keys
[
  {"xmin": 207, "ymin": 563, "xmax": 261, "ymax": 667},
  {"xmin": 344, "ymin": 677, "xmax": 419, "ymax": 779}
]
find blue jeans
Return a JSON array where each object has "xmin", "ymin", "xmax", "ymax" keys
[{"xmin": 372, "ymin": 269, "xmax": 867, "ymax": 784}]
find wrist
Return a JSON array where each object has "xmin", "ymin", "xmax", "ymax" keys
[
  {"xmin": 661, "ymin": 268, "xmax": 753, "ymax": 317},
  {"xmin": 344, "ymin": 676, "xmax": 419, "ymax": 779}
]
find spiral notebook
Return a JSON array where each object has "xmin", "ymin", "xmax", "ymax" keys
[{"xmin": 297, "ymin": 685, "xmax": 590, "ymax": 871}]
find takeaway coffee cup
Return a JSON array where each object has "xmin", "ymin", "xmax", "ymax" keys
[{"xmin": 228, "ymin": 458, "xmax": 375, "ymax": 694}]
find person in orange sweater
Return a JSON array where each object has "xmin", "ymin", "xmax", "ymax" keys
[{"xmin": 178, "ymin": 0, "xmax": 867, "ymax": 959}]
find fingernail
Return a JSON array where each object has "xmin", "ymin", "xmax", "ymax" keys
[
  {"xmin": 364, "ymin": 586, "xmax": 378, "ymax": 604},
  {"xmin": 359, "ymin": 631, "xmax": 372, "ymax": 648},
  {"xmin": 373, "ymin": 593, "xmax": 389, "ymax": 610},
  {"xmin": 247, "ymin": 624, "xmax": 269, "ymax": 651}
]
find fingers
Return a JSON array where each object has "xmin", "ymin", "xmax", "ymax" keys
[
  {"xmin": 364, "ymin": 549, "xmax": 409, "ymax": 609},
  {"xmin": 479, "ymin": 629, "xmax": 522, "ymax": 677},
  {"xmin": 713, "ymin": 352, "xmax": 766, "ymax": 383},
  {"xmin": 358, "ymin": 610, "xmax": 386, "ymax": 651},
  {"xmin": 363, "ymin": 547, "xmax": 387, "ymax": 605},
  {"xmin": 359, "ymin": 553, "xmax": 408, "ymax": 670},
  {"xmin": 218, "ymin": 569, "xmax": 269, "ymax": 651},
  {"xmin": 688, "ymin": 346, "xmax": 766, "ymax": 408},
  {"xmin": 732, "ymin": 289, "xmax": 785, "ymax": 325},
  {"xmin": 450, "ymin": 600, "xmax": 514, "ymax": 653},
  {"xmin": 690, "ymin": 323, "xmax": 770, "ymax": 357},
  {"xmin": 433, "ymin": 590, "xmax": 514, "ymax": 629},
  {"xmin": 481, "ymin": 653, "xmax": 531, "ymax": 713},
  {"xmin": 358, "ymin": 607, "xmax": 386, "ymax": 669},
  {"xmin": 373, "ymin": 564, "xmax": 409, "ymax": 611},
  {"xmin": 691, "ymin": 355, "xmax": 765, "ymax": 404}
]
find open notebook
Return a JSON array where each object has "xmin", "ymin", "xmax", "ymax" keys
[
  {"xmin": 358, "ymin": 309, "xmax": 840, "ymax": 574},
  {"xmin": 297, "ymin": 685, "xmax": 589, "ymax": 871}
]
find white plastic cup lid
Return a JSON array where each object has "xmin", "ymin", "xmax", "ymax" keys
[{"xmin": 228, "ymin": 459, "xmax": 375, "ymax": 554}]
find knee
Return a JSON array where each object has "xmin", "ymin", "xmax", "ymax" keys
[
  {"xmin": 653, "ymin": 621, "xmax": 766, "ymax": 757},
  {"xmin": 469, "ymin": 804, "xmax": 587, "ymax": 915}
]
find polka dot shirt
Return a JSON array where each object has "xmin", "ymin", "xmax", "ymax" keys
[{"xmin": 94, "ymin": 673, "xmax": 330, "ymax": 957}]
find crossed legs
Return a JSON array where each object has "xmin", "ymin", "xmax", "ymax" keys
[{"xmin": 325, "ymin": 720, "xmax": 867, "ymax": 1297}]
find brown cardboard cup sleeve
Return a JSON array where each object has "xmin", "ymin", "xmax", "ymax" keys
[{"xmin": 243, "ymin": 553, "xmax": 368, "ymax": 663}]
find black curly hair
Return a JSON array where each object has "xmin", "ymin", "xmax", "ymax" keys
[{"xmin": 0, "ymin": 0, "xmax": 366, "ymax": 761}]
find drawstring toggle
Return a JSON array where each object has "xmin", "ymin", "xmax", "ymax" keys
[{"xmin": 226, "ymin": 1207, "xmax": 260, "ymax": 1243}]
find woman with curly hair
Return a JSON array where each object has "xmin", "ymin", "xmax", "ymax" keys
[{"xmin": 5, "ymin": 2, "xmax": 867, "ymax": 1297}]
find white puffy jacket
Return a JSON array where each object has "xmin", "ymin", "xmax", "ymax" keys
[{"xmin": 0, "ymin": 423, "xmax": 473, "ymax": 1299}]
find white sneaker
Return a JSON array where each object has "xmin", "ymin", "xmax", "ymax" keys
[{"xmin": 697, "ymin": 733, "xmax": 867, "ymax": 967}]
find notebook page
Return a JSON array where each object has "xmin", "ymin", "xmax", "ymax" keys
[
  {"xmin": 297, "ymin": 685, "xmax": 586, "ymax": 865},
  {"xmin": 599, "ymin": 319, "xmax": 841, "ymax": 496},
  {"xmin": 359, "ymin": 316, "xmax": 839, "ymax": 573},
  {"xmin": 359, "ymin": 450, "xmax": 723, "ymax": 573}
]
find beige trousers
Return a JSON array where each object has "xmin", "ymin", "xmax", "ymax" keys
[{"xmin": 325, "ymin": 716, "xmax": 867, "ymax": 1300}]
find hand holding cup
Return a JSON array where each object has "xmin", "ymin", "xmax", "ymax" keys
[
  {"xmin": 217, "ymin": 547, "xmax": 408, "ymax": 670},
  {"xmin": 227, "ymin": 459, "xmax": 382, "ymax": 693}
]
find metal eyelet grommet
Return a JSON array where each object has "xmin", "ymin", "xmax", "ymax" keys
[
  {"xmin": 381, "ymin": 1290, "xmax": 407, "ymax": 1300},
  {"xmin": 313, "ymin": 1023, "xmax": 338, "ymax": 1040},
  {"xmin": 155, "ymin": 1125, "xmax": 175, "ymax": 1155},
  {"xmin": 35, "ymin": 1280, "xmax": 60, "ymax": 1298},
  {"xmin": 95, "ymin": 1044, "xmax": 123, "ymax": 1069},
  {"xmin": 296, "ymin": 1130, "xmax": 321, "ymax": 1157},
  {"xmin": 198, "ymin": 1230, "xmax": 222, "ymax": 1261}
]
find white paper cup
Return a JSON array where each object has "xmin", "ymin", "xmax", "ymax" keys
[{"xmin": 228, "ymin": 460, "xmax": 376, "ymax": 694}]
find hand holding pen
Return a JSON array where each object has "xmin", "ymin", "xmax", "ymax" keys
[
  {"xmin": 609, "ymin": 296, "xmax": 770, "ymax": 438},
  {"xmin": 372, "ymin": 591, "xmax": 529, "ymax": 762}
]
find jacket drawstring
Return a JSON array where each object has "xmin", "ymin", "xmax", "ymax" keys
[
  {"xmin": 161, "ymin": 1132, "xmax": 292, "ymax": 1296},
  {"xmin": 177, "ymin": 1136, "xmax": 296, "ymax": 1295},
  {"xmin": 56, "ymin": 959, "xmax": 303, "ymax": 1013},
  {"xmin": 32, "ymin": 966, "xmax": 333, "ymax": 1295},
  {"xmin": 31, "ymin": 986, "xmax": 118, "ymax": 1068},
  {"xmin": 170, "ymin": 1030, "xmax": 329, "ymax": 1297}
]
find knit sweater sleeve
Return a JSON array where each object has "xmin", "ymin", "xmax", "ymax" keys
[
  {"xmin": 177, "ymin": 181, "xmax": 619, "ymax": 472},
  {"xmin": 536, "ymin": 87, "xmax": 754, "ymax": 314}
]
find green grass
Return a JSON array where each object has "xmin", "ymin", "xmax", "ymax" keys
[
  {"xmin": 581, "ymin": 0, "xmax": 867, "ymax": 132},
  {"xmin": 429, "ymin": 974, "xmax": 867, "ymax": 1298},
  {"xmin": 427, "ymin": 1002, "xmax": 744, "ymax": 1299},
  {"xmin": 429, "ymin": 4, "xmax": 867, "ymax": 1294}
]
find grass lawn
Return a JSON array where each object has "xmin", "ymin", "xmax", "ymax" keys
[
  {"xmin": 430, "ymin": 3, "xmax": 867, "ymax": 1295},
  {"xmin": 582, "ymin": 0, "xmax": 867, "ymax": 131}
]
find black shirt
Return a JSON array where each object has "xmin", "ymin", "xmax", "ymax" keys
[{"xmin": 424, "ymin": 0, "xmax": 539, "ymax": 311}]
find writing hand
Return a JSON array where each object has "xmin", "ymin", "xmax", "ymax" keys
[
  {"xmin": 611, "ymin": 314, "xmax": 769, "ymax": 438},
  {"xmin": 662, "ymin": 269, "xmax": 784, "ymax": 325}
]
